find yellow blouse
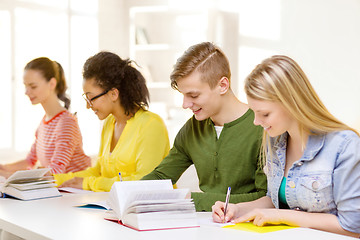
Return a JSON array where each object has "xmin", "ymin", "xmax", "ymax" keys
[{"xmin": 54, "ymin": 109, "xmax": 170, "ymax": 192}]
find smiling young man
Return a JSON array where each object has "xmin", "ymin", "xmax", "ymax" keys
[{"xmin": 142, "ymin": 42, "xmax": 267, "ymax": 211}]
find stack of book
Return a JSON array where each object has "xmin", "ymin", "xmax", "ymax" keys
[
  {"xmin": 0, "ymin": 168, "xmax": 61, "ymax": 200},
  {"xmin": 107, "ymin": 179, "xmax": 199, "ymax": 231}
]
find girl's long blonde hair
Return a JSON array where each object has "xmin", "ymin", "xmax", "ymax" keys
[{"xmin": 244, "ymin": 55, "xmax": 359, "ymax": 167}]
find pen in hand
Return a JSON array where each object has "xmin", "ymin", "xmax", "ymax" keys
[
  {"xmin": 223, "ymin": 186, "xmax": 231, "ymax": 223},
  {"xmin": 119, "ymin": 172, "xmax": 122, "ymax": 182}
]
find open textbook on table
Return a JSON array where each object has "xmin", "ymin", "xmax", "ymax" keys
[
  {"xmin": 107, "ymin": 179, "xmax": 199, "ymax": 231},
  {"xmin": 0, "ymin": 168, "xmax": 61, "ymax": 200}
]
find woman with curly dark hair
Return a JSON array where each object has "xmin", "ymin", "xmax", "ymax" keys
[{"xmin": 54, "ymin": 51, "xmax": 170, "ymax": 191}]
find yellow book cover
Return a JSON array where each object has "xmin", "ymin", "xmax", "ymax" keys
[{"xmin": 223, "ymin": 222, "xmax": 296, "ymax": 233}]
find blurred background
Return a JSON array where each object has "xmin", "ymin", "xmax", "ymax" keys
[{"xmin": 1, "ymin": 0, "xmax": 360, "ymax": 162}]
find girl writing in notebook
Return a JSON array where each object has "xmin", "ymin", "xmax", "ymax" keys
[
  {"xmin": 0, "ymin": 57, "xmax": 91, "ymax": 177},
  {"xmin": 55, "ymin": 51, "xmax": 170, "ymax": 192},
  {"xmin": 212, "ymin": 55, "xmax": 360, "ymax": 237}
]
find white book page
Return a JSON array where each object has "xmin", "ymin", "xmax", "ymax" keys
[
  {"xmin": 129, "ymin": 198, "xmax": 192, "ymax": 207},
  {"xmin": 108, "ymin": 188, "xmax": 118, "ymax": 213},
  {"xmin": 58, "ymin": 187, "xmax": 93, "ymax": 194},
  {"xmin": 10, "ymin": 182, "xmax": 57, "ymax": 191},
  {"xmin": 5, "ymin": 168, "xmax": 50, "ymax": 184},
  {"xmin": 197, "ymin": 217, "xmax": 234, "ymax": 227},
  {"xmin": 125, "ymin": 189, "xmax": 189, "ymax": 207},
  {"xmin": 126, "ymin": 201, "xmax": 194, "ymax": 214},
  {"xmin": 118, "ymin": 180, "xmax": 173, "ymax": 217},
  {"xmin": 9, "ymin": 179, "xmax": 54, "ymax": 186},
  {"xmin": 109, "ymin": 179, "xmax": 173, "ymax": 219},
  {"xmin": 122, "ymin": 188, "xmax": 188, "ymax": 216}
]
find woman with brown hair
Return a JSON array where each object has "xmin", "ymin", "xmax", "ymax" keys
[{"xmin": 0, "ymin": 57, "xmax": 91, "ymax": 177}]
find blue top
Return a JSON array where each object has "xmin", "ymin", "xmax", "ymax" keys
[
  {"xmin": 265, "ymin": 130, "xmax": 360, "ymax": 234},
  {"xmin": 278, "ymin": 177, "xmax": 288, "ymax": 207}
]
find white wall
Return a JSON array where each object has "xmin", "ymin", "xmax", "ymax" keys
[
  {"xmin": 98, "ymin": 0, "xmax": 129, "ymax": 56},
  {"xmin": 283, "ymin": 0, "xmax": 360, "ymax": 129},
  {"xmin": 232, "ymin": 0, "xmax": 360, "ymax": 130},
  {"xmin": 99, "ymin": 0, "xmax": 360, "ymax": 131}
]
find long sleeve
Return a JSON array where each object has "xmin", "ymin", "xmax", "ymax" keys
[
  {"xmin": 81, "ymin": 114, "xmax": 170, "ymax": 192},
  {"xmin": 47, "ymin": 116, "xmax": 81, "ymax": 174},
  {"xmin": 191, "ymin": 160, "xmax": 267, "ymax": 211},
  {"xmin": 121, "ymin": 117, "xmax": 170, "ymax": 181},
  {"xmin": 143, "ymin": 111, "xmax": 267, "ymax": 212},
  {"xmin": 54, "ymin": 115, "xmax": 110, "ymax": 190},
  {"xmin": 81, "ymin": 168, "xmax": 118, "ymax": 192},
  {"xmin": 333, "ymin": 133, "xmax": 360, "ymax": 233},
  {"xmin": 26, "ymin": 111, "xmax": 91, "ymax": 174},
  {"xmin": 55, "ymin": 110, "xmax": 169, "ymax": 192},
  {"xmin": 25, "ymin": 141, "xmax": 38, "ymax": 168},
  {"xmin": 54, "ymin": 161, "xmax": 101, "ymax": 187},
  {"xmin": 142, "ymin": 136, "xmax": 194, "ymax": 183}
]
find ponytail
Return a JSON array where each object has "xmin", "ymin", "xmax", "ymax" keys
[
  {"xmin": 53, "ymin": 61, "xmax": 71, "ymax": 109},
  {"xmin": 83, "ymin": 51, "xmax": 150, "ymax": 115}
]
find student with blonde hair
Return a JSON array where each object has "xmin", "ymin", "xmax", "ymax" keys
[
  {"xmin": 212, "ymin": 55, "xmax": 360, "ymax": 237},
  {"xmin": 0, "ymin": 57, "xmax": 91, "ymax": 177},
  {"xmin": 143, "ymin": 42, "xmax": 267, "ymax": 211}
]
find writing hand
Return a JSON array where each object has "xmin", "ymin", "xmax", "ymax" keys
[{"xmin": 212, "ymin": 201, "xmax": 237, "ymax": 223}]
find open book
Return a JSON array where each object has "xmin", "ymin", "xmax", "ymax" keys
[
  {"xmin": 107, "ymin": 179, "xmax": 199, "ymax": 231},
  {"xmin": 0, "ymin": 168, "xmax": 61, "ymax": 200}
]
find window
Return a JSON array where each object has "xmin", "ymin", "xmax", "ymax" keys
[
  {"xmin": 0, "ymin": 0, "xmax": 99, "ymax": 161},
  {"xmin": 0, "ymin": 10, "xmax": 12, "ymax": 149}
]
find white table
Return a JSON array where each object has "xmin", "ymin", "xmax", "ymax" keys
[{"xmin": 0, "ymin": 192, "xmax": 355, "ymax": 240}]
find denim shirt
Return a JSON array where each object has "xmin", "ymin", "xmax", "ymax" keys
[{"xmin": 266, "ymin": 130, "xmax": 360, "ymax": 234}]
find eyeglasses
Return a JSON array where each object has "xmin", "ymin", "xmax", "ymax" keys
[{"xmin": 82, "ymin": 89, "xmax": 109, "ymax": 107}]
